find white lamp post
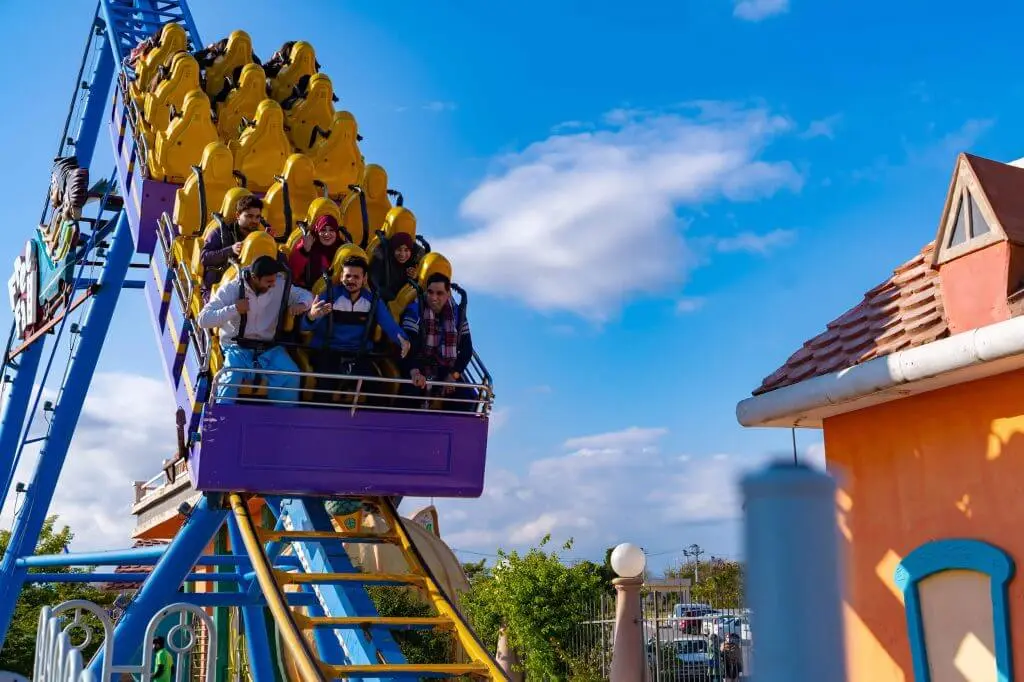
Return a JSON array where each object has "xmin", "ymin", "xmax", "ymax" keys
[{"xmin": 609, "ymin": 542, "xmax": 648, "ymax": 682}]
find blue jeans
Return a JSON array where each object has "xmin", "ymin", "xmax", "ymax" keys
[{"xmin": 217, "ymin": 344, "xmax": 301, "ymax": 405}]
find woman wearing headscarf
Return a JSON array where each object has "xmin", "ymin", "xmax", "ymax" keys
[
  {"xmin": 370, "ymin": 231, "xmax": 423, "ymax": 301},
  {"xmin": 288, "ymin": 214, "xmax": 343, "ymax": 289}
]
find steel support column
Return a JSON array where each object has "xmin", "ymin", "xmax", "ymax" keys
[
  {"xmin": 0, "ymin": 213, "xmax": 134, "ymax": 651},
  {"xmin": 0, "ymin": 341, "xmax": 43, "ymax": 505}
]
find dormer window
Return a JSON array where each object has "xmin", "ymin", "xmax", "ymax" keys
[{"xmin": 933, "ymin": 154, "xmax": 1009, "ymax": 266}]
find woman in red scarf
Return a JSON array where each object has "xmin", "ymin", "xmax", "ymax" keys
[{"xmin": 288, "ymin": 214, "xmax": 344, "ymax": 288}]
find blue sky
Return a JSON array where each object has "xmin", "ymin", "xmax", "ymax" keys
[{"xmin": 0, "ymin": 0, "xmax": 1021, "ymax": 572}]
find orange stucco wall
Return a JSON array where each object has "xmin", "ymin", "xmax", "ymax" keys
[
  {"xmin": 823, "ymin": 365, "xmax": 1024, "ymax": 682},
  {"xmin": 938, "ymin": 242, "xmax": 1011, "ymax": 333}
]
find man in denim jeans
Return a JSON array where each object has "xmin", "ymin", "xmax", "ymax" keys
[{"xmin": 198, "ymin": 255, "xmax": 330, "ymax": 404}]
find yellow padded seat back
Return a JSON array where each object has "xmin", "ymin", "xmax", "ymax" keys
[
  {"xmin": 366, "ymin": 206, "xmax": 417, "ymax": 259},
  {"xmin": 263, "ymin": 154, "xmax": 319, "ymax": 240},
  {"xmin": 284, "ymin": 74, "xmax": 335, "ymax": 152},
  {"xmin": 143, "ymin": 52, "xmax": 201, "ymax": 136},
  {"xmin": 215, "ymin": 63, "xmax": 267, "ymax": 141},
  {"xmin": 172, "ymin": 141, "xmax": 235, "ymax": 236},
  {"xmin": 309, "ymin": 111, "xmax": 364, "ymax": 201},
  {"xmin": 340, "ymin": 164, "xmax": 391, "ymax": 249},
  {"xmin": 304, "ymin": 197, "xmax": 342, "ymax": 231},
  {"xmin": 191, "ymin": 187, "xmax": 253, "ymax": 281},
  {"xmin": 213, "ymin": 230, "xmax": 280, "ymax": 296},
  {"xmin": 150, "ymin": 89, "xmax": 218, "ymax": 183},
  {"xmin": 229, "ymin": 99, "xmax": 292, "ymax": 192},
  {"xmin": 388, "ymin": 252, "xmax": 452, "ymax": 320},
  {"xmin": 204, "ymin": 30, "xmax": 255, "ymax": 98},
  {"xmin": 269, "ymin": 41, "xmax": 318, "ymax": 102},
  {"xmin": 311, "ymin": 244, "xmax": 369, "ymax": 296},
  {"xmin": 133, "ymin": 24, "xmax": 188, "ymax": 99}
]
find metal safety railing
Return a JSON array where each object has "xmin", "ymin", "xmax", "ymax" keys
[
  {"xmin": 34, "ymin": 599, "xmax": 216, "ymax": 682},
  {"xmin": 210, "ymin": 366, "xmax": 494, "ymax": 417},
  {"xmin": 133, "ymin": 457, "xmax": 190, "ymax": 505}
]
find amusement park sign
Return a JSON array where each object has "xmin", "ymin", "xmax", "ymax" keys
[{"xmin": 7, "ymin": 228, "xmax": 78, "ymax": 343}]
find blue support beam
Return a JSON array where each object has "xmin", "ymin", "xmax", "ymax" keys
[
  {"xmin": 0, "ymin": 213, "xmax": 134, "ymax": 651},
  {"xmin": 226, "ymin": 514, "xmax": 277, "ymax": 682},
  {"xmin": 0, "ymin": 341, "xmax": 43, "ymax": 505},
  {"xmin": 70, "ymin": 30, "xmax": 115, "ymax": 168},
  {"xmin": 92, "ymin": 495, "xmax": 226, "ymax": 673},
  {"xmin": 16, "ymin": 549, "xmax": 291, "ymax": 568},
  {"xmin": 23, "ymin": 572, "xmax": 244, "ymax": 584}
]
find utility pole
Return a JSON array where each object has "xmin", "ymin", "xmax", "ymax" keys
[{"xmin": 682, "ymin": 544, "xmax": 705, "ymax": 584}]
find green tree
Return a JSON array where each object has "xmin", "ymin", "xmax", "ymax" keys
[
  {"xmin": 0, "ymin": 515, "xmax": 115, "ymax": 676},
  {"xmin": 460, "ymin": 535, "xmax": 605, "ymax": 680},
  {"xmin": 461, "ymin": 558, "xmax": 489, "ymax": 584},
  {"xmin": 665, "ymin": 556, "xmax": 744, "ymax": 609}
]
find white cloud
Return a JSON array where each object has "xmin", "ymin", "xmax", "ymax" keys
[
  {"xmin": 714, "ymin": 228, "xmax": 796, "ymax": 254},
  {"xmin": 420, "ymin": 426, "xmax": 779, "ymax": 560},
  {"xmin": 0, "ymin": 373, "xmax": 175, "ymax": 551},
  {"xmin": 733, "ymin": 0, "xmax": 789, "ymax": 21},
  {"xmin": 423, "ymin": 101, "xmax": 458, "ymax": 113},
  {"xmin": 675, "ymin": 296, "xmax": 706, "ymax": 314},
  {"xmin": 801, "ymin": 114, "xmax": 842, "ymax": 140},
  {"xmin": 489, "ymin": 407, "xmax": 511, "ymax": 430},
  {"xmin": 435, "ymin": 102, "xmax": 802, "ymax": 320}
]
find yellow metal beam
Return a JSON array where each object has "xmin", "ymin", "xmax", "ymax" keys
[
  {"xmin": 228, "ymin": 493, "xmax": 326, "ymax": 682},
  {"xmin": 258, "ymin": 528, "xmax": 397, "ymax": 543},
  {"xmin": 322, "ymin": 662, "xmax": 490, "ymax": 677},
  {"xmin": 275, "ymin": 570, "xmax": 425, "ymax": 586},
  {"xmin": 292, "ymin": 613, "xmax": 453, "ymax": 629},
  {"xmin": 377, "ymin": 497, "xmax": 510, "ymax": 680}
]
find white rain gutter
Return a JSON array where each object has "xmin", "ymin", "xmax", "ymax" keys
[{"xmin": 736, "ymin": 315, "xmax": 1024, "ymax": 428}]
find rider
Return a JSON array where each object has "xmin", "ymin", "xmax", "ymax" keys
[
  {"xmin": 197, "ymin": 255, "xmax": 329, "ymax": 404},
  {"xmin": 199, "ymin": 195, "xmax": 266, "ymax": 298},
  {"xmin": 151, "ymin": 636, "xmax": 174, "ymax": 682}
]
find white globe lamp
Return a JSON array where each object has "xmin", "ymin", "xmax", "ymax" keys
[{"xmin": 610, "ymin": 543, "xmax": 646, "ymax": 578}]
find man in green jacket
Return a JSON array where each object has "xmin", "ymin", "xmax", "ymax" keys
[{"xmin": 152, "ymin": 636, "xmax": 174, "ymax": 682}]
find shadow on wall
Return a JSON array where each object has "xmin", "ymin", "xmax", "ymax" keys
[{"xmin": 822, "ymin": 367, "xmax": 1024, "ymax": 682}]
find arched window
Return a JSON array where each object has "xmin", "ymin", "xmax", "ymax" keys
[{"xmin": 894, "ymin": 539, "xmax": 1014, "ymax": 682}]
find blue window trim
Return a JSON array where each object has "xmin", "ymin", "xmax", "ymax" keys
[{"xmin": 893, "ymin": 539, "xmax": 1015, "ymax": 682}]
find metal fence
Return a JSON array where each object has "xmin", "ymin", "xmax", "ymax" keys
[{"xmin": 568, "ymin": 593, "xmax": 753, "ymax": 681}]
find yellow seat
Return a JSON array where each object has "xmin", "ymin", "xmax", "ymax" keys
[
  {"xmin": 229, "ymin": 99, "xmax": 293, "ymax": 192},
  {"xmin": 203, "ymin": 30, "xmax": 256, "ymax": 99},
  {"xmin": 388, "ymin": 252, "xmax": 452, "ymax": 321},
  {"xmin": 172, "ymin": 141, "xmax": 235, "ymax": 237},
  {"xmin": 263, "ymin": 154, "xmax": 319, "ymax": 240},
  {"xmin": 309, "ymin": 111, "xmax": 364, "ymax": 201},
  {"xmin": 131, "ymin": 24, "xmax": 188, "ymax": 102},
  {"xmin": 366, "ymin": 206, "xmax": 417, "ymax": 260},
  {"xmin": 149, "ymin": 90, "xmax": 219, "ymax": 184},
  {"xmin": 214, "ymin": 63, "xmax": 267, "ymax": 141},
  {"xmin": 340, "ymin": 164, "xmax": 391, "ymax": 249},
  {"xmin": 268, "ymin": 41, "xmax": 318, "ymax": 103},
  {"xmin": 191, "ymin": 187, "xmax": 254, "ymax": 283},
  {"xmin": 142, "ymin": 52, "xmax": 202, "ymax": 149},
  {"xmin": 284, "ymin": 73, "xmax": 335, "ymax": 152}
]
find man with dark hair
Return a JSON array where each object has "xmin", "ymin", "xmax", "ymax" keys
[
  {"xmin": 400, "ymin": 272, "xmax": 476, "ymax": 411},
  {"xmin": 301, "ymin": 256, "xmax": 409, "ymax": 397},
  {"xmin": 151, "ymin": 636, "xmax": 173, "ymax": 682},
  {"xmin": 199, "ymin": 194, "xmax": 267, "ymax": 296},
  {"xmin": 198, "ymin": 254, "xmax": 328, "ymax": 405}
]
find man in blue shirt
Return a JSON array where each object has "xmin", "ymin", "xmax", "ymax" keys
[{"xmin": 301, "ymin": 255, "xmax": 409, "ymax": 403}]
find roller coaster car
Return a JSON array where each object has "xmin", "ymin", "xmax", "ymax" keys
[
  {"xmin": 229, "ymin": 99, "xmax": 292, "ymax": 192},
  {"xmin": 340, "ymin": 164, "xmax": 391, "ymax": 249},
  {"xmin": 186, "ymin": 186, "xmax": 254, "ymax": 313},
  {"xmin": 172, "ymin": 141, "xmax": 235, "ymax": 237},
  {"xmin": 282, "ymin": 73, "xmax": 336, "ymax": 152},
  {"xmin": 199, "ymin": 30, "xmax": 257, "ymax": 99},
  {"xmin": 212, "ymin": 63, "xmax": 268, "ymax": 141},
  {"xmin": 262, "ymin": 154, "xmax": 320, "ymax": 240},
  {"xmin": 149, "ymin": 89, "xmax": 219, "ymax": 184}
]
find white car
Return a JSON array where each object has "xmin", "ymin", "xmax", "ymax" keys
[{"xmin": 702, "ymin": 614, "xmax": 751, "ymax": 640}]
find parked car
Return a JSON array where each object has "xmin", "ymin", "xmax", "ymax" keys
[
  {"xmin": 702, "ymin": 614, "xmax": 751, "ymax": 641},
  {"xmin": 651, "ymin": 636, "xmax": 719, "ymax": 681},
  {"xmin": 671, "ymin": 603, "xmax": 717, "ymax": 634}
]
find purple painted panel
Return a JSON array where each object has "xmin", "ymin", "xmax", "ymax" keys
[{"xmin": 192, "ymin": 405, "xmax": 489, "ymax": 499}]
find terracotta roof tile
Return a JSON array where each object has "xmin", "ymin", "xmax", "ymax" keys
[
  {"xmin": 753, "ymin": 242, "xmax": 948, "ymax": 395},
  {"xmin": 102, "ymin": 538, "xmax": 169, "ymax": 592}
]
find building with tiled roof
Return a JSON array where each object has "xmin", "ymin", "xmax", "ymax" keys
[{"xmin": 735, "ymin": 151, "xmax": 1024, "ymax": 682}]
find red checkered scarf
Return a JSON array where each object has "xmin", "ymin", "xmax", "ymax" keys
[{"xmin": 421, "ymin": 300, "xmax": 459, "ymax": 365}]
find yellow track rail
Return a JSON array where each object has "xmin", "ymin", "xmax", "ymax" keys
[{"xmin": 230, "ymin": 493, "xmax": 508, "ymax": 681}]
